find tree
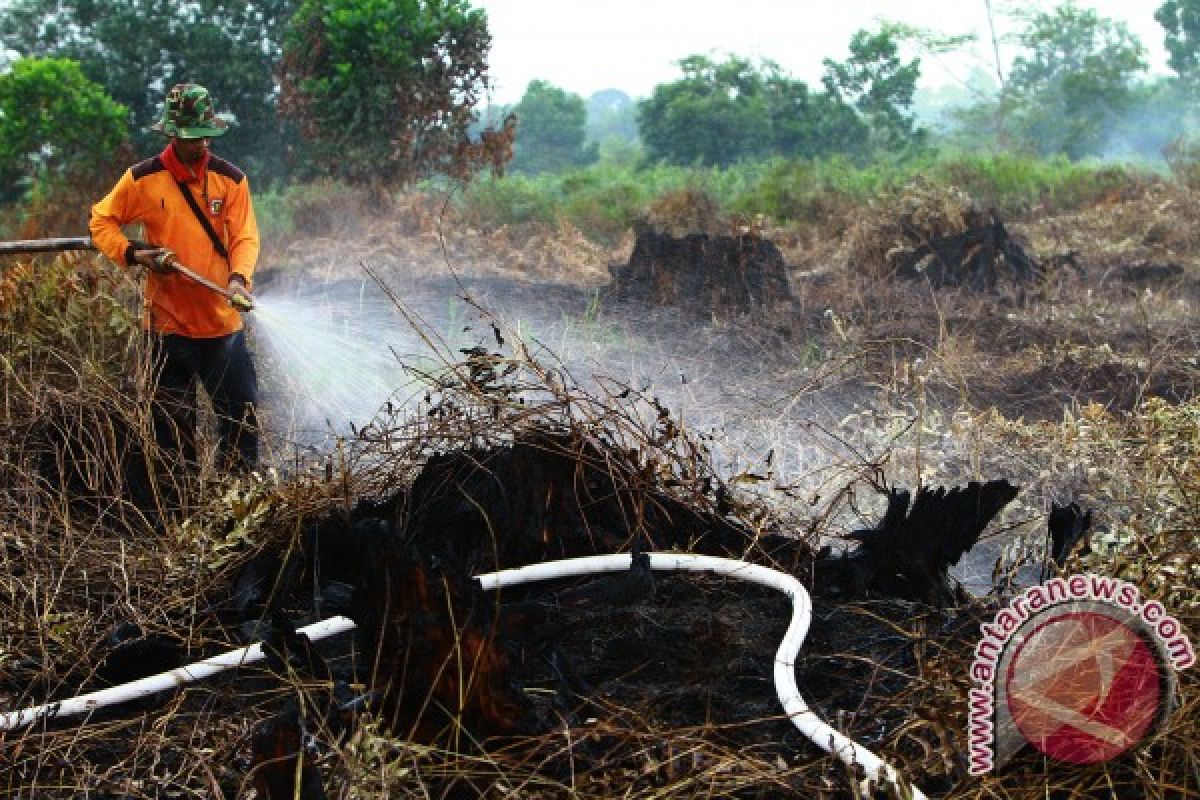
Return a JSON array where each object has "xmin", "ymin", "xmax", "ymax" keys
[
  {"xmin": 1152, "ymin": 1, "xmax": 1200, "ymax": 158},
  {"xmin": 1004, "ymin": 2, "xmax": 1147, "ymax": 159},
  {"xmin": 822, "ymin": 25, "xmax": 924, "ymax": 150},
  {"xmin": 1157, "ymin": 0, "xmax": 1200, "ymax": 83},
  {"xmin": 765, "ymin": 68, "xmax": 868, "ymax": 159},
  {"xmin": 510, "ymin": 80, "xmax": 594, "ymax": 174},
  {"xmin": 279, "ymin": 0, "xmax": 492, "ymax": 187},
  {"xmin": 0, "ymin": 0, "xmax": 297, "ymax": 186},
  {"xmin": 0, "ymin": 57, "xmax": 128, "ymax": 203},
  {"xmin": 637, "ymin": 55, "xmax": 768, "ymax": 167},
  {"xmin": 637, "ymin": 55, "xmax": 863, "ymax": 167}
]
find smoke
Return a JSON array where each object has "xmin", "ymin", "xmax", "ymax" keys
[{"xmin": 1098, "ymin": 81, "xmax": 1198, "ymax": 164}]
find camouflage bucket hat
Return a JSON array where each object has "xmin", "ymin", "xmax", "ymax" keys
[{"xmin": 151, "ymin": 83, "xmax": 229, "ymax": 138}]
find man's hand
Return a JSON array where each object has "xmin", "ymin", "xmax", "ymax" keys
[
  {"xmin": 133, "ymin": 248, "xmax": 177, "ymax": 274},
  {"xmin": 228, "ymin": 275, "xmax": 255, "ymax": 312}
]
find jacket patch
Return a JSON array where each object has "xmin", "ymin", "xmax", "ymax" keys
[
  {"xmin": 209, "ymin": 198, "xmax": 224, "ymax": 215},
  {"xmin": 131, "ymin": 156, "xmax": 166, "ymax": 181},
  {"xmin": 208, "ymin": 156, "xmax": 245, "ymax": 184}
]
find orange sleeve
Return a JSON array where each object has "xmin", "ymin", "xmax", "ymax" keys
[
  {"xmin": 89, "ymin": 169, "xmax": 140, "ymax": 266},
  {"xmin": 225, "ymin": 177, "xmax": 260, "ymax": 285}
]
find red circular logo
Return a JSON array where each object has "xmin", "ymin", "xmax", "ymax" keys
[{"xmin": 1005, "ymin": 611, "xmax": 1162, "ymax": 764}]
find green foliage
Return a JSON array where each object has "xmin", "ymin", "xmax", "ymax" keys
[
  {"xmin": 768, "ymin": 72, "xmax": 868, "ymax": 159},
  {"xmin": 1003, "ymin": 2, "xmax": 1148, "ymax": 159},
  {"xmin": 456, "ymin": 148, "xmax": 1144, "ymax": 244},
  {"xmin": 741, "ymin": 150, "xmax": 1135, "ymax": 219},
  {"xmin": 876, "ymin": 21, "xmax": 977, "ymax": 56},
  {"xmin": 0, "ymin": 0, "xmax": 296, "ymax": 186},
  {"xmin": 459, "ymin": 161, "xmax": 695, "ymax": 238},
  {"xmin": 822, "ymin": 25, "xmax": 925, "ymax": 150},
  {"xmin": 280, "ymin": 0, "xmax": 491, "ymax": 187},
  {"xmin": 729, "ymin": 157, "xmax": 858, "ymax": 221},
  {"xmin": 637, "ymin": 55, "xmax": 763, "ymax": 167},
  {"xmin": 926, "ymin": 151, "xmax": 1132, "ymax": 213},
  {"xmin": 0, "ymin": 57, "xmax": 127, "ymax": 203},
  {"xmin": 557, "ymin": 166, "xmax": 650, "ymax": 241},
  {"xmin": 459, "ymin": 173, "xmax": 559, "ymax": 231},
  {"xmin": 637, "ymin": 55, "xmax": 866, "ymax": 167},
  {"xmin": 1157, "ymin": 0, "xmax": 1200, "ymax": 82},
  {"xmin": 511, "ymin": 80, "xmax": 596, "ymax": 175}
]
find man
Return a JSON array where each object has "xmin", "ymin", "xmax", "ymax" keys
[{"xmin": 91, "ymin": 82, "xmax": 260, "ymax": 476}]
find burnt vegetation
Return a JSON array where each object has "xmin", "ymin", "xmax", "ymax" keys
[{"xmin": 2, "ymin": 157, "xmax": 1199, "ymax": 797}]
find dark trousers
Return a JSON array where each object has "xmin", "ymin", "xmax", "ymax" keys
[{"xmin": 149, "ymin": 330, "xmax": 259, "ymax": 474}]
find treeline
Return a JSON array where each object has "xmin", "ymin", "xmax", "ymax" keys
[
  {"xmin": 2, "ymin": 0, "xmax": 1200, "ymax": 210},
  {"xmin": 512, "ymin": 2, "xmax": 1200, "ymax": 174}
]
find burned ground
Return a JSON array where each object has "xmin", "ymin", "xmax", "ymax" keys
[
  {"xmin": 1, "ymin": 182, "xmax": 1197, "ymax": 799},
  {"xmin": 213, "ymin": 420, "xmax": 1015, "ymax": 797}
]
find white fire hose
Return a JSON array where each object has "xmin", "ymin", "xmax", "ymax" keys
[
  {"xmin": 479, "ymin": 553, "xmax": 927, "ymax": 800},
  {"xmin": 1, "ymin": 553, "xmax": 927, "ymax": 799},
  {"xmin": 0, "ymin": 616, "xmax": 357, "ymax": 731}
]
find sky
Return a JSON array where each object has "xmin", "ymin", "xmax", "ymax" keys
[{"xmin": 474, "ymin": 0, "xmax": 1172, "ymax": 105}]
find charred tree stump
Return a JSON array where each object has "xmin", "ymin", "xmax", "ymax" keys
[
  {"xmin": 893, "ymin": 210, "xmax": 1042, "ymax": 289},
  {"xmin": 813, "ymin": 480, "xmax": 1020, "ymax": 605},
  {"xmin": 347, "ymin": 426, "xmax": 799, "ymax": 738},
  {"xmin": 610, "ymin": 230, "xmax": 793, "ymax": 311}
]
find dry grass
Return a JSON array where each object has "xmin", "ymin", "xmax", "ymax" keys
[
  {"xmin": 0, "ymin": 175, "xmax": 1197, "ymax": 799},
  {"xmin": 642, "ymin": 187, "xmax": 726, "ymax": 237},
  {"xmin": 1024, "ymin": 180, "xmax": 1200, "ymax": 270},
  {"xmin": 268, "ymin": 190, "xmax": 615, "ymax": 289},
  {"xmin": 832, "ymin": 181, "xmax": 983, "ymax": 282}
]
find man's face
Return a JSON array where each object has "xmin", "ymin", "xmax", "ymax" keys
[{"xmin": 172, "ymin": 137, "xmax": 210, "ymax": 165}]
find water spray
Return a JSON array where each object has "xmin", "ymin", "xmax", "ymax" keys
[{"xmin": 247, "ymin": 283, "xmax": 422, "ymax": 434}]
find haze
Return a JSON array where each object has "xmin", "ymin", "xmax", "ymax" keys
[{"xmin": 476, "ymin": 0, "xmax": 1171, "ymax": 104}]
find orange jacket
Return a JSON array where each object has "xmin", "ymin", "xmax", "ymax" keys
[{"xmin": 90, "ymin": 145, "xmax": 260, "ymax": 338}]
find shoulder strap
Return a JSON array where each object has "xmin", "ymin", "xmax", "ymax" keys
[{"xmin": 175, "ymin": 180, "xmax": 229, "ymax": 261}]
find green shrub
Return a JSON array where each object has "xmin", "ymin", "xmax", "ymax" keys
[
  {"xmin": 459, "ymin": 174, "xmax": 559, "ymax": 231},
  {"xmin": 930, "ymin": 152, "xmax": 1135, "ymax": 214},
  {"xmin": 561, "ymin": 176, "xmax": 646, "ymax": 242},
  {"xmin": 444, "ymin": 149, "xmax": 1157, "ymax": 242}
]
